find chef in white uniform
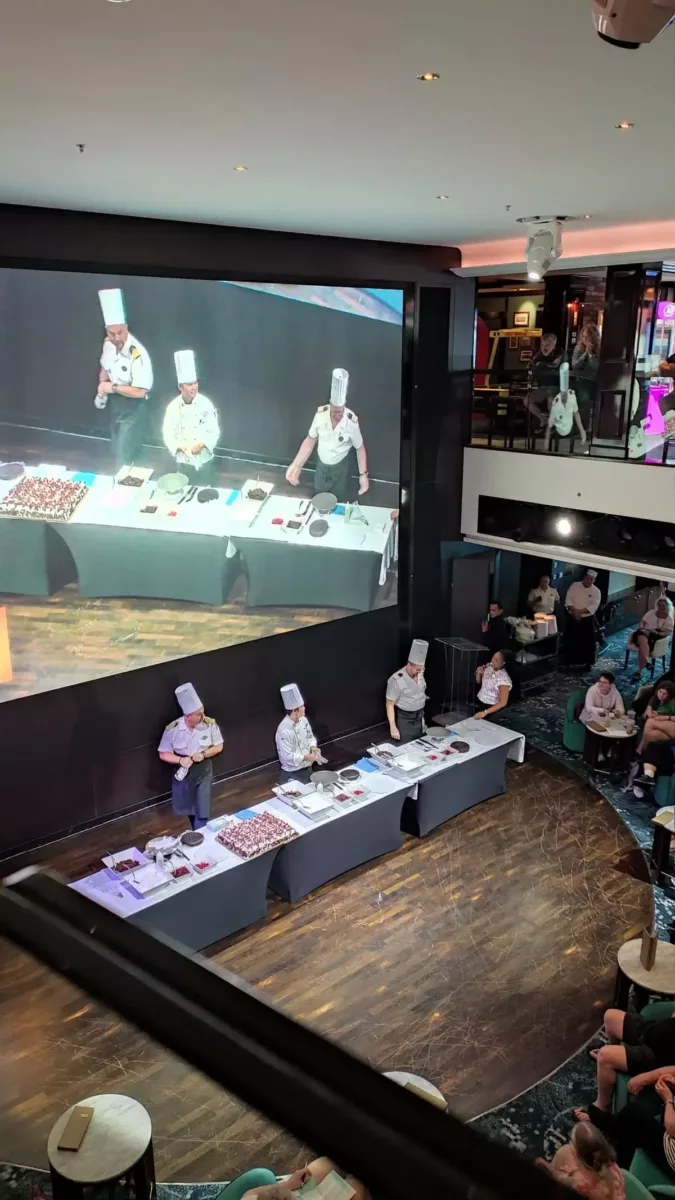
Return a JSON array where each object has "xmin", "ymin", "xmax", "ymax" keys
[
  {"xmin": 285, "ymin": 368, "xmax": 369, "ymax": 502},
  {"xmin": 95, "ymin": 288, "xmax": 154, "ymax": 472},
  {"xmin": 158, "ymin": 683, "xmax": 223, "ymax": 830},
  {"xmin": 527, "ymin": 573, "xmax": 560, "ymax": 615},
  {"xmin": 385, "ymin": 639, "xmax": 429, "ymax": 744},
  {"xmin": 564, "ymin": 569, "xmax": 602, "ymax": 667},
  {"xmin": 163, "ymin": 350, "xmax": 220, "ymax": 484},
  {"xmin": 275, "ymin": 683, "xmax": 328, "ymax": 784}
]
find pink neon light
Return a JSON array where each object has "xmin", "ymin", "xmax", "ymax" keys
[{"xmin": 459, "ymin": 220, "xmax": 675, "ymax": 269}]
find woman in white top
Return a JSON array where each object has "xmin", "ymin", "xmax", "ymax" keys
[
  {"xmin": 627, "ymin": 597, "xmax": 674, "ymax": 680},
  {"xmin": 475, "ymin": 651, "xmax": 512, "ymax": 719},
  {"xmin": 580, "ymin": 672, "xmax": 625, "ymax": 726}
]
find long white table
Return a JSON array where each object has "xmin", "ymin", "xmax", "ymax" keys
[{"xmin": 70, "ymin": 720, "xmax": 525, "ymax": 945}]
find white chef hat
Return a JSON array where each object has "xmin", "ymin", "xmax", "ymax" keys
[
  {"xmin": 559, "ymin": 362, "xmax": 569, "ymax": 392},
  {"xmin": 330, "ymin": 368, "xmax": 349, "ymax": 406},
  {"xmin": 98, "ymin": 288, "xmax": 126, "ymax": 327},
  {"xmin": 175, "ymin": 349, "xmax": 197, "ymax": 385},
  {"xmin": 408, "ymin": 639, "xmax": 429, "ymax": 666},
  {"xmin": 175, "ymin": 682, "xmax": 202, "ymax": 714},
  {"xmin": 584, "ymin": 568, "xmax": 598, "ymax": 580},
  {"xmin": 280, "ymin": 682, "xmax": 304, "ymax": 710}
]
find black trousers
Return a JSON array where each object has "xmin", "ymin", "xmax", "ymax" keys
[
  {"xmin": 613, "ymin": 1100, "xmax": 674, "ymax": 1177},
  {"xmin": 109, "ymin": 395, "xmax": 148, "ymax": 471},
  {"xmin": 279, "ymin": 766, "xmax": 312, "ymax": 785},
  {"xmin": 395, "ymin": 707, "xmax": 424, "ymax": 744},
  {"xmin": 314, "ymin": 455, "xmax": 355, "ymax": 503}
]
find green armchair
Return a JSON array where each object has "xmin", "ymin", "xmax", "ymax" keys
[{"xmin": 563, "ymin": 687, "xmax": 587, "ymax": 754}]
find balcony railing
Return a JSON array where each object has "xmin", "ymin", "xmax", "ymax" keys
[{"xmin": 470, "ymin": 366, "xmax": 675, "ymax": 466}]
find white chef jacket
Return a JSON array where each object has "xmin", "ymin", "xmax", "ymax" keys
[
  {"xmin": 565, "ymin": 581, "xmax": 601, "ymax": 617},
  {"xmin": 163, "ymin": 393, "xmax": 219, "ymax": 468},
  {"xmin": 157, "ymin": 715, "xmax": 223, "ymax": 757},
  {"xmin": 275, "ymin": 715, "xmax": 317, "ymax": 772},
  {"xmin": 386, "ymin": 668, "xmax": 427, "ymax": 712},
  {"xmin": 100, "ymin": 334, "xmax": 153, "ymax": 391},
  {"xmin": 528, "ymin": 585, "xmax": 560, "ymax": 614},
  {"xmin": 308, "ymin": 406, "xmax": 363, "ymax": 465}
]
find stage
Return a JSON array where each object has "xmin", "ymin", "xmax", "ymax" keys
[{"xmin": 0, "ymin": 739, "xmax": 651, "ymax": 1182}]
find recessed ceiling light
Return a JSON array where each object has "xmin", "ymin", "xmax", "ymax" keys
[
  {"xmin": 437, "ymin": 194, "xmax": 449, "ymax": 200},
  {"xmin": 233, "ymin": 165, "xmax": 248, "ymax": 172},
  {"xmin": 584, "ymin": 214, "xmax": 592, "ymax": 219},
  {"xmin": 615, "ymin": 121, "xmax": 634, "ymax": 130},
  {"xmin": 417, "ymin": 72, "xmax": 440, "ymax": 81},
  {"xmin": 106, "ymin": 1, "xmax": 132, "ymax": 4}
]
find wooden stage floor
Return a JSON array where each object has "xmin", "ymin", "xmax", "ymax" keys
[{"xmin": 0, "ymin": 747, "xmax": 651, "ymax": 1182}]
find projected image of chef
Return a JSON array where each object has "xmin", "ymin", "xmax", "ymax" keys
[
  {"xmin": 286, "ymin": 368, "xmax": 369, "ymax": 502},
  {"xmin": 95, "ymin": 288, "xmax": 154, "ymax": 472},
  {"xmin": 162, "ymin": 350, "xmax": 220, "ymax": 484}
]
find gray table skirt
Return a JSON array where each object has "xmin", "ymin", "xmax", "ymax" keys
[
  {"xmin": 401, "ymin": 744, "xmax": 512, "ymax": 837},
  {"xmin": 127, "ymin": 849, "xmax": 277, "ymax": 951},
  {"xmin": 269, "ymin": 787, "xmax": 410, "ymax": 902},
  {"xmin": 0, "ymin": 517, "xmax": 76, "ymax": 596},
  {"xmin": 55, "ymin": 524, "xmax": 241, "ymax": 605},
  {"xmin": 231, "ymin": 537, "xmax": 384, "ymax": 611}
]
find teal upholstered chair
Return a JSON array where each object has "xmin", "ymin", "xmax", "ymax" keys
[
  {"xmin": 629, "ymin": 1148, "xmax": 675, "ymax": 1195},
  {"xmin": 655, "ymin": 773, "xmax": 675, "ymax": 809},
  {"xmin": 215, "ymin": 1169, "xmax": 277, "ymax": 1200},
  {"xmin": 623, "ymin": 1169, "xmax": 658, "ymax": 1199},
  {"xmin": 563, "ymin": 688, "xmax": 587, "ymax": 753}
]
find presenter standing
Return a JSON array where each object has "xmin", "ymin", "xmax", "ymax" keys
[
  {"xmin": 158, "ymin": 683, "xmax": 223, "ymax": 830},
  {"xmin": 163, "ymin": 350, "xmax": 220, "ymax": 484},
  {"xmin": 275, "ymin": 683, "xmax": 327, "ymax": 784},
  {"xmin": 286, "ymin": 368, "xmax": 369, "ymax": 502},
  {"xmin": 385, "ymin": 640, "xmax": 429, "ymax": 743},
  {"xmin": 95, "ymin": 288, "xmax": 153, "ymax": 471}
]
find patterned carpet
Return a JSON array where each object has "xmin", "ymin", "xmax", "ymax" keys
[{"xmin": 1, "ymin": 627, "xmax": 672, "ymax": 1195}]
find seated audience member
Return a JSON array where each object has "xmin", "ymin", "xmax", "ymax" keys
[
  {"xmin": 632, "ymin": 671, "xmax": 673, "ymax": 720},
  {"xmin": 636, "ymin": 680, "xmax": 675, "ymax": 753},
  {"xmin": 659, "ymin": 581, "xmax": 675, "ymax": 617},
  {"xmin": 580, "ymin": 672, "xmax": 624, "ymax": 726},
  {"xmin": 481, "ymin": 600, "xmax": 508, "ymax": 652},
  {"xmin": 528, "ymin": 573, "xmax": 560, "ymax": 615},
  {"xmin": 537, "ymin": 1121, "xmax": 624, "ymax": 1200},
  {"xmin": 611, "ymin": 1068, "xmax": 675, "ymax": 1179},
  {"xmin": 222, "ymin": 1158, "xmax": 366, "ymax": 1200},
  {"xmin": 475, "ymin": 651, "xmax": 512, "ymax": 719},
  {"xmin": 627, "ymin": 597, "xmax": 674, "ymax": 682},
  {"xmin": 546, "ymin": 384, "xmax": 587, "ymax": 449},
  {"xmin": 575, "ymin": 1006, "xmax": 675, "ymax": 1126}
]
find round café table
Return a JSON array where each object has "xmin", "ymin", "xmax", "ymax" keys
[
  {"xmin": 384, "ymin": 1070, "xmax": 447, "ymax": 1111},
  {"xmin": 613, "ymin": 936, "xmax": 675, "ymax": 1011},
  {"xmin": 582, "ymin": 719, "xmax": 638, "ymax": 778},
  {"xmin": 47, "ymin": 1094, "xmax": 155, "ymax": 1200}
]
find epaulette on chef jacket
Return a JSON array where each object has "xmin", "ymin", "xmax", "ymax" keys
[
  {"xmin": 166, "ymin": 719, "xmax": 178, "ymax": 730},
  {"xmin": 348, "ymin": 411, "xmax": 357, "ymax": 420},
  {"xmin": 131, "ymin": 345, "xmax": 142, "ymax": 359},
  {"xmin": 318, "ymin": 405, "xmax": 329, "ymax": 412},
  {"xmin": 204, "ymin": 716, "xmax": 216, "ymax": 724}
]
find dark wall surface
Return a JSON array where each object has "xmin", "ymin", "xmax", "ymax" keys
[
  {"xmin": 0, "ymin": 606, "xmax": 399, "ymax": 856},
  {"xmin": 0, "ymin": 270, "xmax": 403, "ymax": 480}
]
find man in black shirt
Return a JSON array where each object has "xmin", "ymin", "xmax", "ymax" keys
[
  {"xmin": 574, "ymin": 1005, "xmax": 675, "ymax": 1126},
  {"xmin": 526, "ymin": 332, "xmax": 564, "ymax": 429},
  {"xmin": 481, "ymin": 601, "xmax": 509, "ymax": 653}
]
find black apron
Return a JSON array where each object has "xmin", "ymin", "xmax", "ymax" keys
[
  {"xmin": 564, "ymin": 613, "xmax": 597, "ymax": 667},
  {"xmin": 395, "ymin": 706, "xmax": 424, "ymax": 744},
  {"xmin": 279, "ymin": 766, "xmax": 312, "ymax": 785},
  {"xmin": 171, "ymin": 758, "xmax": 213, "ymax": 818},
  {"xmin": 315, "ymin": 454, "xmax": 354, "ymax": 503}
]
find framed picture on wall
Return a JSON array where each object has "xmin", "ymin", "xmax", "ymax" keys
[
  {"xmin": 513, "ymin": 312, "xmax": 530, "ymax": 327},
  {"xmin": 508, "ymin": 336, "xmax": 518, "ymax": 350},
  {"xmin": 520, "ymin": 336, "xmax": 532, "ymax": 349},
  {"xmin": 519, "ymin": 349, "xmax": 533, "ymax": 362}
]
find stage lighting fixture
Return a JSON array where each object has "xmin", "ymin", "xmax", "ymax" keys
[
  {"xmin": 664, "ymin": 533, "xmax": 675, "ymax": 549},
  {"xmin": 523, "ymin": 219, "xmax": 563, "ymax": 281},
  {"xmin": 556, "ymin": 517, "xmax": 573, "ymax": 536},
  {"xmin": 618, "ymin": 524, "xmax": 634, "ymax": 544}
]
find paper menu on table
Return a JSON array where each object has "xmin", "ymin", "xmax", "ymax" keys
[
  {"xmin": 294, "ymin": 791, "xmax": 334, "ymax": 815},
  {"xmin": 298, "ymin": 1172, "xmax": 355, "ymax": 1200}
]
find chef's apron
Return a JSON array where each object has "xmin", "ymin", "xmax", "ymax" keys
[
  {"xmin": 109, "ymin": 394, "xmax": 148, "ymax": 471},
  {"xmin": 563, "ymin": 613, "xmax": 596, "ymax": 667},
  {"xmin": 314, "ymin": 454, "xmax": 354, "ymax": 503},
  {"xmin": 395, "ymin": 706, "xmax": 424, "ymax": 744},
  {"xmin": 174, "ymin": 457, "xmax": 216, "ymax": 486},
  {"xmin": 279, "ymin": 766, "xmax": 313, "ymax": 785},
  {"xmin": 171, "ymin": 758, "xmax": 213, "ymax": 819}
]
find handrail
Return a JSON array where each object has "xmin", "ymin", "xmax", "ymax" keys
[{"xmin": 0, "ymin": 868, "xmax": 571, "ymax": 1200}]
